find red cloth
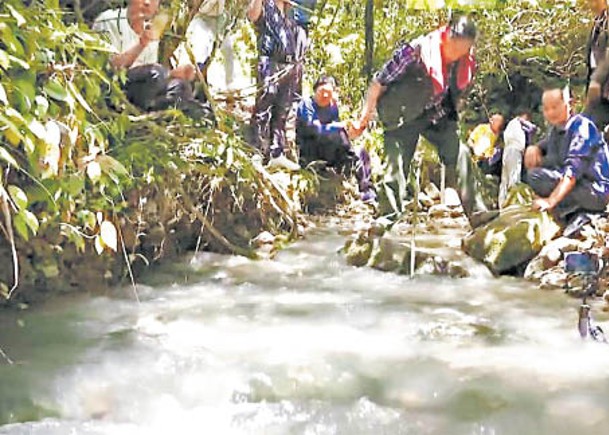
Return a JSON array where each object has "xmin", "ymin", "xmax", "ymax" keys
[{"xmin": 419, "ymin": 26, "xmax": 476, "ymax": 96}]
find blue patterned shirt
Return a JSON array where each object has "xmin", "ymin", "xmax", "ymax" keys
[
  {"xmin": 255, "ymin": 0, "xmax": 297, "ymax": 61},
  {"xmin": 541, "ymin": 114, "xmax": 609, "ymax": 195},
  {"xmin": 296, "ymin": 97, "xmax": 343, "ymax": 144}
]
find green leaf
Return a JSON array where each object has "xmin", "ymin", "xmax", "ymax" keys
[
  {"xmin": 13, "ymin": 213, "xmax": 29, "ymax": 241},
  {"xmin": 67, "ymin": 81, "xmax": 93, "ymax": 113},
  {"xmin": 0, "ymin": 146, "xmax": 19, "ymax": 168},
  {"xmin": 0, "ymin": 83, "xmax": 7, "ymax": 105},
  {"xmin": 44, "ymin": 79, "xmax": 69, "ymax": 102},
  {"xmin": 100, "ymin": 220, "xmax": 118, "ymax": 252},
  {"xmin": 0, "ymin": 49, "xmax": 8, "ymax": 70},
  {"xmin": 22, "ymin": 210, "xmax": 39, "ymax": 235},
  {"xmin": 7, "ymin": 185, "xmax": 27, "ymax": 210},
  {"xmin": 6, "ymin": 4, "xmax": 27, "ymax": 27}
]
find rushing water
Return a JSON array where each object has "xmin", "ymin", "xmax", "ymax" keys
[{"xmin": 1, "ymin": 222, "xmax": 609, "ymax": 435}]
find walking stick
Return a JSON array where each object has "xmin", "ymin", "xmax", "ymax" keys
[{"xmin": 410, "ymin": 160, "xmax": 421, "ymax": 278}]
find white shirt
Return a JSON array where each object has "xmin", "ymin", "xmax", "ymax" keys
[
  {"xmin": 93, "ymin": 9, "xmax": 159, "ymax": 68},
  {"xmin": 503, "ymin": 117, "xmax": 527, "ymax": 152}
]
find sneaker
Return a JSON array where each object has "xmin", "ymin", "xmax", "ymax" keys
[
  {"xmin": 360, "ymin": 190, "xmax": 377, "ymax": 203},
  {"xmin": 268, "ymin": 154, "xmax": 300, "ymax": 171}
]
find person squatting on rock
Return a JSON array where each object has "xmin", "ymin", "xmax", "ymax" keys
[
  {"xmin": 584, "ymin": 0, "xmax": 609, "ymax": 133},
  {"xmin": 467, "ymin": 113, "xmax": 505, "ymax": 176},
  {"xmin": 296, "ymin": 75, "xmax": 376, "ymax": 202},
  {"xmin": 525, "ymin": 88, "xmax": 609, "ymax": 222},
  {"xmin": 498, "ymin": 110, "xmax": 538, "ymax": 206},
  {"xmin": 93, "ymin": 0, "xmax": 213, "ymax": 120},
  {"xmin": 351, "ymin": 14, "xmax": 494, "ymax": 226},
  {"xmin": 247, "ymin": 0, "xmax": 301, "ymax": 171}
]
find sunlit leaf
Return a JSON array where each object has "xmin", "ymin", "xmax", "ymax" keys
[
  {"xmin": 44, "ymin": 79, "xmax": 68, "ymax": 102},
  {"xmin": 0, "ymin": 83, "xmax": 7, "ymax": 105},
  {"xmin": 86, "ymin": 161, "xmax": 102, "ymax": 182},
  {"xmin": 7, "ymin": 185, "xmax": 27, "ymax": 210},
  {"xmin": 6, "ymin": 4, "xmax": 27, "ymax": 27},
  {"xmin": 100, "ymin": 220, "xmax": 118, "ymax": 252},
  {"xmin": 0, "ymin": 146, "xmax": 19, "ymax": 168}
]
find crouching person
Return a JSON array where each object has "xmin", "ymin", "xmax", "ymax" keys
[
  {"xmin": 525, "ymin": 88, "xmax": 609, "ymax": 221},
  {"xmin": 296, "ymin": 76, "xmax": 376, "ymax": 202},
  {"xmin": 93, "ymin": 0, "xmax": 213, "ymax": 121}
]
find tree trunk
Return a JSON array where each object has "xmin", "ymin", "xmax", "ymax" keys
[{"xmin": 364, "ymin": 0, "xmax": 374, "ymax": 79}]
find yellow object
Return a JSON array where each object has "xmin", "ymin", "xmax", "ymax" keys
[
  {"xmin": 468, "ymin": 123, "xmax": 498, "ymax": 160},
  {"xmin": 149, "ymin": 11, "xmax": 171, "ymax": 40}
]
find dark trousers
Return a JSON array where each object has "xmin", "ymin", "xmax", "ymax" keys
[
  {"xmin": 125, "ymin": 64, "xmax": 214, "ymax": 121},
  {"xmin": 251, "ymin": 57, "xmax": 297, "ymax": 159},
  {"xmin": 526, "ymin": 167, "xmax": 609, "ymax": 217},
  {"xmin": 298, "ymin": 129, "xmax": 372, "ymax": 193},
  {"xmin": 380, "ymin": 115, "xmax": 485, "ymax": 217}
]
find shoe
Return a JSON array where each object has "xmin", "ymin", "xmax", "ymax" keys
[
  {"xmin": 360, "ymin": 190, "xmax": 377, "ymax": 203},
  {"xmin": 268, "ymin": 154, "xmax": 300, "ymax": 171},
  {"xmin": 563, "ymin": 212, "xmax": 595, "ymax": 239},
  {"xmin": 468, "ymin": 210, "xmax": 500, "ymax": 229}
]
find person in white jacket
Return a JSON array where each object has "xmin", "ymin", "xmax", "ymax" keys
[{"xmin": 499, "ymin": 111, "xmax": 537, "ymax": 206}]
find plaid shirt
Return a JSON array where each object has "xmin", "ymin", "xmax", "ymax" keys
[{"xmin": 374, "ymin": 43, "xmax": 418, "ymax": 87}]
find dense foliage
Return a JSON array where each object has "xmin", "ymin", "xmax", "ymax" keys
[{"xmin": 0, "ymin": 0, "xmax": 597, "ymax": 301}]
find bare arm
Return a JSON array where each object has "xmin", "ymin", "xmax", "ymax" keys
[
  {"xmin": 110, "ymin": 29, "xmax": 155, "ymax": 70},
  {"xmin": 247, "ymin": 0, "xmax": 263, "ymax": 23},
  {"xmin": 358, "ymin": 80, "xmax": 385, "ymax": 127},
  {"xmin": 533, "ymin": 176, "xmax": 576, "ymax": 211}
]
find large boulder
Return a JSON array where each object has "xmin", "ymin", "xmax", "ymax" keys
[{"xmin": 462, "ymin": 205, "xmax": 561, "ymax": 275}]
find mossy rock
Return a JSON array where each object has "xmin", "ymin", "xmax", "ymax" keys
[
  {"xmin": 462, "ymin": 205, "xmax": 561, "ymax": 275},
  {"xmin": 344, "ymin": 236, "xmax": 374, "ymax": 267}
]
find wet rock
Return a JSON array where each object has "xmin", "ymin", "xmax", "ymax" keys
[
  {"xmin": 462, "ymin": 205, "xmax": 561, "ymax": 275},
  {"xmin": 539, "ymin": 267, "xmax": 568, "ymax": 290},
  {"xmin": 444, "ymin": 187, "xmax": 461, "ymax": 207},
  {"xmin": 429, "ymin": 204, "xmax": 451, "ymax": 218},
  {"xmin": 344, "ymin": 234, "xmax": 374, "ymax": 267},
  {"xmin": 368, "ymin": 237, "xmax": 402, "ymax": 272},
  {"xmin": 418, "ymin": 192, "xmax": 435, "ymax": 209},
  {"xmin": 503, "ymin": 183, "xmax": 535, "ymax": 208},
  {"xmin": 414, "ymin": 255, "xmax": 470, "ymax": 278},
  {"xmin": 424, "ymin": 182, "xmax": 441, "ymax": 201},
  {"xmin": 252, "ymin": 231, "xmax": 275, "ymax": 247}
]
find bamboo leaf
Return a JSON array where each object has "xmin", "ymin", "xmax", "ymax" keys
[{"xmin": 7, "ymin": 185, "xmax": 27, "ymax": 210}]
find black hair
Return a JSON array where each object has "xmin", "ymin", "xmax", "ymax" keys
[
  {"xmin": 448, "ymin": 14, "xmax": 477, "ymax": 41},
  {"xmin": 313, "ymin": 75, "xmax": 338, "ymax": 91}
]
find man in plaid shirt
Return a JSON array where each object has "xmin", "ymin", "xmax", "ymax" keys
[{"xmin": 353, "ymin": 14, "xmax": 492, "ymax": 225}]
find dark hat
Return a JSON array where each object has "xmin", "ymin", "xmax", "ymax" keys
[{"xmin": 449, "ymin": 14, "xmax": 477, "ymax": 40}]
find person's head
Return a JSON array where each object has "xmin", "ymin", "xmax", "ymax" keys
[
  {"xmin": 516, "ymin": 109, "xmax": 532, "ymax": 122},
  {"xmin": 442, "ymin": 14, "xmax": 477, "ymax": 63},
  {"xmin": 489, "ymin": 113, "xmax": 505, "ymax": 134},
  {"xmin": 587, "ymin": 0, "xmax": 607, "ymax": 15},
  {"xmin": 313, "ymin": 75, "xmax": 338, "ymax": 107},
  {"xmin": 128, "ymin": 0, "xmax": 160, "ymax": 35},
  {"xmin": 542, "ymin": 87, "xmax": 571, "ymax": 126}
]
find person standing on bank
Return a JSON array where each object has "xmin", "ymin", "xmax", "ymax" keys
[
  {"xmin": 351, "ymin": 14, "xmax": 492, "ymax": 225},
  {"xmin": 584, "ymin": 0, "xmax": 609, "ymax": 132},
  {"xmin": 247, "ymin": 0, "xmax": 301, "ymax": 171}
]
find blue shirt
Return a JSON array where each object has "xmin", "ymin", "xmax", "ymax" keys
[
  {"xmin": 296, "ymin": 97, "xmax": 343, "ymax": 143},
  {"xmin": 289, "ymin": 0, "xmax": 317, "ymax": 30},
  {"xmin": 255, "ymin": 0, "xmax": 297, "ymax": 61},
  {"xmin": 540, "ymin": 114, "xmax": 609, "ymax": 195}
]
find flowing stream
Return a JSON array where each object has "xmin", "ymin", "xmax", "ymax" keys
[{"xmin": 1, "ymin": 221, "xmax": 609, "ymax": 434}]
